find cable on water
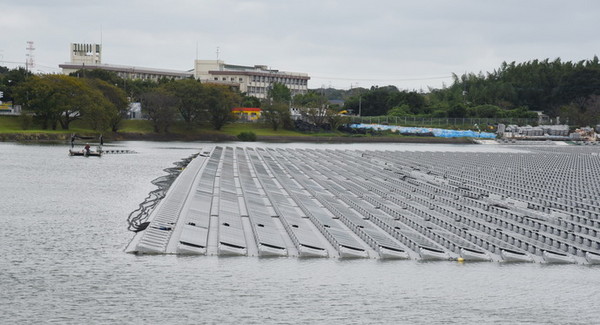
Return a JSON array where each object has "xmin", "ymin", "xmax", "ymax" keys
[{"xmin": 127, "ymin": 153, "xmax": 199, "ymax": 232}]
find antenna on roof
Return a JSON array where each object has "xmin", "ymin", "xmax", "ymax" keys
[
  {"xmin": 26, "ymin": 41, "xmax": 35, "ymax": 71},
  {"xmin": 216, "ymin": 47, "xmax": 222, "ymax": 70}
]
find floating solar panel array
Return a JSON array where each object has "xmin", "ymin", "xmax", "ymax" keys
[{"xmin": 126, "ymin": 146, "xmax": 600, "ymax": 264}]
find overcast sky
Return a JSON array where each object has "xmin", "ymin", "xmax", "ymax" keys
[{"xmin": 2, "ymin": 0, "xmax": 599, "ymax": 91}]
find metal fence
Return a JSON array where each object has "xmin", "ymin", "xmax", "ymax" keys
[
  {"xmin": 346, "ymin": 116, "xmax": 540, "ymax": 127},
  {"xmin": 236, "ymin": 114, "xmax": 542, "ymax": 129}
]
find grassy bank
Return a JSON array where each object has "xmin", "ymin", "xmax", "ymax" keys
[
  {"xmin": 0, "ymin": 116, "xmax": 341, "ymax": 139},
  {"xmin": 0, "ymin": 115, "xmax": 475, "ymax": 143}
]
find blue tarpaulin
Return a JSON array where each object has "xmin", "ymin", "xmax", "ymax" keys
[{"xmin": 349, "ymin": 123, "xmax": 496, "ymax": 139}]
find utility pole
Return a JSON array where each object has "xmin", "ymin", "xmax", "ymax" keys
[
  {"xmin": 352, "ymin": 82, "xmax": 362, "ymax": 117},
  {"xmin": 359, "ymin": 95, "xmax": 362, "ymax": 117}
]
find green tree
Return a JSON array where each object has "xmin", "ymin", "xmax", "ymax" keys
[
  {"xmin": 388, "ymin": 104, "xmax": 411, "ymax": 116},
  {"xmin": 261, "ymin": 99, "xmax": 290, "ymax": 131},
  {"xmin": 126, "ymin": 79, "xmax": 159, "ymax": 101},
  {"xmin": 467, "ymin": 104, "xmax": 503, "ymax": 118},
  {"xmin": 447, "ymin": 103, "xmax": 467, "ymax": 118},
  {"xmin": 241, "ymin": 95, "xmax": 261, "ymax": 108},
  {"xmin": 343, "ymin": 86, "xmax": 406, "ymax": 116},
  {"xmin": 261, "ymin": 83, "xmax": 293, "ymax": 131},
  {"xmin": 48, "ymin": 75, "xmax": 106, "ymax": 130},
  {"xmin": 164, "ymin": 78, "xmax": 204, "ymax": 128},
  {"xmin": 14, "ymin": 75, "xmax": 57, "ymax": 129},
  {"xmin": 15, "ymin": 74, "xmax": 106, "ymax": 130},
  {"xmin": 325, "ymin": 109, "xmax": 348, "ymax": 131},
  {"xmin": 204, "ymin": 84, "xmax": 241, "ymax": 130},
  {"xmin": 295, "ymin": 90, "xmax": 330, "ymax": 127},
  {"xmin": 0, "ymin": 67, "xmax": 32, "ymax": 103},
  {"xmin": 268, "ymin": 82, "xmax": 291, "ymax": 102},
  {"xmin": 299, "ymin": 106, "xmax": 327, "ymax": 126},
  {"xmin": 429, "ymin": 57, "xmax": 600, "ymax": 125},
  {"xmin": 86, "ymin": 79, "xmax": 128, "ymax": 132},
  {"xmin": 139, "ymin": 88, "xmax": 177, "ymax": 133},
  {"xmin": 293, "ymin": 90, "xmax": 326, "ymax": 108},
  {"xmin": 69, "ymin": 68, "xmax": 124, "ymax": 86}
]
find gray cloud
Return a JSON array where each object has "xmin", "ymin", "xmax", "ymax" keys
[{"xmin": 2, "ymin": 0, "xmax": 599, "ymax": 90}]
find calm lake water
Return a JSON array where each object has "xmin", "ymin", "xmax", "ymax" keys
[{"xmin": 1, "ymin": 141, "xmax": 598, "ymax": 324}]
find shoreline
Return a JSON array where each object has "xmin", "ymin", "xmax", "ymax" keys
[{"xmin": 0, "ymin": 132, "xmax": 476, "ymax": 144}]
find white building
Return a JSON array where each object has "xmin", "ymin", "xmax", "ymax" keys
[
  {"xmin": 70, "ymin": 43, "xmax": 102, "ymax": 65},
  {"xmin": 194, "ymin": 60, "xmax": 310, "ymax": 98},
  {"xmin": 60, "ymin": 62, "xmax": 193, "ymax": 81},
  {"xmin": 59, "ymin": 44, "xmax": 310, "ymax": 96},
  {"xmin": 127, "ymin": 102, "xmax": 143, "ymax": 119},
  {"xmin": 60, "ymin": 43, "xmax": 193, "ymax": 81}
]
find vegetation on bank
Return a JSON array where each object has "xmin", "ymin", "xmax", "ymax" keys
[
  {"xmin": 1, "ymin": 115, "xmax": 470, "ymax": 143},
  {"xmin": 337, "ymin": 57, "xmax": 600, "ymax": 127},
  {"xmin": 2, "ymin": 56, "xmax": 599, "ymax": 140},
  {"xmin": 0, "ymin": 114, "xmax": 327, "ymax": 139}
]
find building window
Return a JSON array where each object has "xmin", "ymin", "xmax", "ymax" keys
[{"xmin": 239, "ymin": 78, "xmax": 243, "ymax": 82}]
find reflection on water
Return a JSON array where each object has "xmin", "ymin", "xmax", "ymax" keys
[{"xmin": 0, "ymin": 141, "xmax": 597, "ymax": 324}]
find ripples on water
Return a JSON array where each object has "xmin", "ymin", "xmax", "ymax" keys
[{"xmin": 0, "ymin": 141, "xmax": 598, "ymax": 324}]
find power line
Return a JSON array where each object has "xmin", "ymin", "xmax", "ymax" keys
[
  {"xmin": 0, "ymin": 60, "xmax": 25, "ymax": 65},
  {"xmin": 0, "ymin": 60, "xmax": 62, "ymax": 72},
  {"xmin": 309, "ymin": 75, "xmax": 452, "ymax": 82}
]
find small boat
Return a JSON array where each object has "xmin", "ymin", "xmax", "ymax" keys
[
  {"xmin": 69, "ymin": 149, "xmax": 102, "ymax": 157},
  {"xmin": 69, "ymin": 134, "xmax": 103, "ymax": 157}
]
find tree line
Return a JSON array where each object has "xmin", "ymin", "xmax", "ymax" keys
[
  {"xmin": 0, "ymin": 67, "xmax": 246, "ymax": 132},
  {"xmin": 3, "ymin": 56, "xmax": 599, "ymax": 133},
  {"xmin": 260, "ymin": 83, "xmax": 350, "ymax": 131},
  {"xmin": 0, "ymin": 67, "xmax": 129, "ymax": 131},
  {"xmin": 341, "ymin": 57, "xmax": 600, "ymax": 126}
]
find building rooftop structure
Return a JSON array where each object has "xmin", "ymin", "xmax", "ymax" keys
[
  {"xmin": 60, "ymin": 42, "xmax": 194, "ymax": 81},
  {"xmin": 59, "ymin": 62, "xmax": 194, "ymax": 81},
  {"xmin": 195, "ymin": 60, "xmax": 310, "ymax": 98},
  {"xmin": 69, "ymin": 43, "xmax": 101, "ymax": 65}
]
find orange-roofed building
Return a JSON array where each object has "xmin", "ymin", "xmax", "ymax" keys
[{"xmin": 232, "ymin": 107, "xmax": 262, "ymax": 121}]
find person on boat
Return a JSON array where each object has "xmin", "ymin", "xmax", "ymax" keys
[
  {"xmin": 84, "ymin": 143, "xmax": 91, "ymax": 155},
  {"xmin": 70, "ymin": 134, "xmax": 75, "ymax": 149}
]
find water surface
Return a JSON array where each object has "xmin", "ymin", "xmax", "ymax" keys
[{"xmin": 0, "ymin": 141, "xmax": 597, "ymax": 324}]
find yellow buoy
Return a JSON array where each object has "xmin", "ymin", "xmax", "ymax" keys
[{"xmin": 457, "ymin": 257, "xmax": 465, "ymax": 263}]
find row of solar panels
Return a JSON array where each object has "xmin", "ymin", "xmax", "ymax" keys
[{"xmin": 128, "ymin": 146, "xmax": 600, "ymax": 264}]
